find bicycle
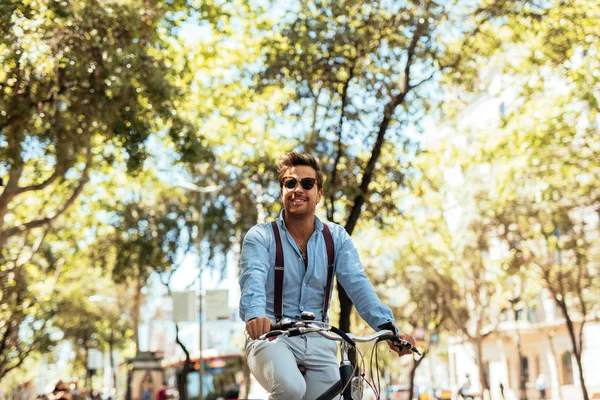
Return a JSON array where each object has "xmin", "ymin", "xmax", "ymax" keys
[{"xmin": 258, "ymin": 312, "xmax": 422, "ymax": 400}]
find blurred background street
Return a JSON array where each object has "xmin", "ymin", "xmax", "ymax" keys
[{"xmin": 1, "ymin": 0, "xmax": 599, "ymax": 399}]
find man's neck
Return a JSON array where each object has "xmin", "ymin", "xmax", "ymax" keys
[{"xmin": 283, "ymin": 212, "xmax": 315, "ymax": 240}]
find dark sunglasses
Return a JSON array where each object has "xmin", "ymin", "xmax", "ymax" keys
[{"xmin": 282, "ymin": 177, "xmax": 317, "ymax": 190}]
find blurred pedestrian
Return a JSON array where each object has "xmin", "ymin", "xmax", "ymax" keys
[
  {"xmin": 536, "ymin": 373, "xmax": 546, "ymax": 400},
  {"xmin": 12, "ymin": 384, "xmax": 23, "ymax": 400},
  {"xmin": 155, "ymin": 384, "xmax": 166, "ymax": 400},
  {"xmin": 23, "ymin": 381, "xmax": 35, "ymax": 400},
  {"xmin": 499, "ymin": 382, "xmax": 505, "ymax": 399},
  {"xmin": 68, "ymin": 382, "xmax": 81, "ymax": 400},
  {"xmin": 50, "ymin": 381, "xmax": 71, "ymax": 400},
  {"xmin": 458, "ymin": 375, "xmax": 474, "ymax": 400}
]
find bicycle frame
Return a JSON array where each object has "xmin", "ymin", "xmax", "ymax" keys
[
  {"xmin": 315, "ymin": 341, "xmax": 356, "ymax": 400},
  {"xmin": 260, "ymin": 317, "xmax": 420, "ymax": 400}
]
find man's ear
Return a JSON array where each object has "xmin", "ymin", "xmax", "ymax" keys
[{"xmin": 317, "ymin": 188, "xmax": 323, "ymax": 203}]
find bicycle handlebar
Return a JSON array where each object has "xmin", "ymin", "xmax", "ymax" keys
[{"xmin": 259, "ymin": 320, "xmax": 422, "ymax": 356}]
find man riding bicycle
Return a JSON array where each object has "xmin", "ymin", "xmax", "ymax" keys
[{"xmin": 239, "ymin": 151, "xmax": 416, "ymax": 400}]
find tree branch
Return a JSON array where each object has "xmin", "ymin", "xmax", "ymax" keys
[
  {"xmin": 305, "ymin": 87, "xmax": 323, "ymax": 153},
  {"xmin": 13, "ymin": 167, "xmax": 63, "ymax": 196},
  {"xmin": 327, "ymin": 57, "xmax": 357, "ymax": 222},
  {"xmin": 437, "ymin": 14, "xmax": 490, "ymax": 71},
  {"xmin": 0, "ymin": 147, "xmax": 93, "ymax": 242},
  {"xmin": 443, "ymin": 282, "xmax": 474, "ymax": 341},
  {"xmin": 0, "ymin": 317, "xmax": 15, "ymax": 363},
  {"xmin": 344, "ymin": 18, "xmax": 427, "ymax": 234},
  {"xmin": 412, "ymin": 71, "xmax": 437, "ymax": 90},
  {"xmin": 0, "ymin": 324, "xmax": 49, "ymax": 379},
  {"xmin": 0, "ymin": 129, "xmax": 25, "ymax": 224}
]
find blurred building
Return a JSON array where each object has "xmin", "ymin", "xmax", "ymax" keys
[
  {"xmin": 440, "ymin": 53, "xmax": 600, "ymax": 400},
  {"xmin": 448, "ymin": 290, "xmax": 600, "ymax": 399}
]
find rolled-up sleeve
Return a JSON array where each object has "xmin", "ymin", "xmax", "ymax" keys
[
  {"xmin": 238, "ymin": 226, "xmax": 270, "ymax": 322},
  {"xmin": 334, "ymin": 229, "xmax": 397, "ymax": 332}
]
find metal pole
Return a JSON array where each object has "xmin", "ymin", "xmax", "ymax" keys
[
  {"xmin": 177, "ymin": 182, "xmax": 220, "ymax": 400},
  {"xmin": 199, "ymin": 268, "xmax": 204, "ymax": 400},
  {"xmin": 199, "ymin": 191, "xmax": 205, "ymax": 400}
]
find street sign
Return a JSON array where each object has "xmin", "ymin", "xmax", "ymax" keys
[
  {"xmin": 87, "ymin": 348, "xmax": 103, "ymax": 370},
  {"xmin": 205, "ymin": 289, "xmax": 229, "ymax": 321},
  {"xmin": 172, "ymin": 290, "xmax": 196, "ymax": 322}
]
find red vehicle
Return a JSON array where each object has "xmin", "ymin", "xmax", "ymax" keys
[{"xmin": 163, "ymin": 353, "xmax": 244, "ymax": 400}]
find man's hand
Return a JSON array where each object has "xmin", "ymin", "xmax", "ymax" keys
[
  {"xmin": 387, "ymin": 333, "xmax": 416, "ymax": 357},
  {"xmin": 246, "ymin": 317, "xmax": 274, "ymax": 340}
]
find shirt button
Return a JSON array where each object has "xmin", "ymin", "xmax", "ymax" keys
[{"xmin": 303, "ymin": 283, "xmax": 307, "ymax": 286}]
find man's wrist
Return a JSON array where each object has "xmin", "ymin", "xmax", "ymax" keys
[
  {"xmin": 244, "ymin": 313, "xmax": 266, "ymax": 323},
  {"xmin": 377, "ymin": 319, "xmax": 401, "ymax": 334}
]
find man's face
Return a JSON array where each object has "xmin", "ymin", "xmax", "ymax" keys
[{"xmin": 280, "ymin": 165, "xmax": 322, "ymax": 217}]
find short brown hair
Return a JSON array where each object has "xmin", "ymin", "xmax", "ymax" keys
[{"xmin": 277, "ymin": 152, "xmax": 324, "ymax": 189}]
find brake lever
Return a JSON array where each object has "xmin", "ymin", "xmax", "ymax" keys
[{"xmin": 392, "ymin": 337, "xmax": 422, "ymax": 356}]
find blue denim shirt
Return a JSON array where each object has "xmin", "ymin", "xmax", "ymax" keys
[{"xmin": 238, "ymin": 213, "xmax": 397, "ymax": 331}]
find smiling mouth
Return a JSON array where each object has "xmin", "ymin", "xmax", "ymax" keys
[{"xmin": 292, "ymin": 199, "xmax": 306, "ymax": 205}]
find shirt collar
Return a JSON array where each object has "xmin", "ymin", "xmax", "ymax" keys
[{"xmin": 278, "ymin": 210, "xmax": 324, "ymax": 232}]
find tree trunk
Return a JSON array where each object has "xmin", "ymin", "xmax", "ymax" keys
[
  {"xmin": 555, "ymin": 299, "xmax": 589, "ymax": 400},
  {"xmin": 474, "ymin": 337, "xmax": 490, "ymax": 397},
  {"xmin": 544, "ymin": 331, "xmax": 564, "ymax": 400},
  {"xmin": 409, "ymin": 352, "xmax": 425, "ymax": 400},
  {"xmin": 0, "ymin": 126, "xmax": 24, "ymax": 229},
  {"xmin": 336, "ymin": 283, "xmax": 358, "ymax": 371},
  {"xmin": 515, "ymin": 331, "xmax": 528, "ymax": 400},
  {"xmin": 133, "ymin": 276, "xmax": 143, "ymax": 353},
  {"xmin": 175, "ymin": 323, "xmax": 191, "ymax": 400},
  {"xmin": 336, "ymin": 85, "xmax": 409, "ymax": 334},
  {"xmin": 337, "ymin": 282, "xmax": 353, "ymax": 333},
  {"xmin": 109, "ymin": 335, "xmax": 117, "ymax": 398},
  {"xmin": 85, "ymin": 346, "xmax": 91, "ymax": 391},
  {"xmin": 573, "ymin": 339, "xmax": 588, "ymax": 400}
]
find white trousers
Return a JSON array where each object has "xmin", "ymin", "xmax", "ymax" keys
[{"xmin": 245, "ymin": 332, "xmax": 341, "ymax": 400}]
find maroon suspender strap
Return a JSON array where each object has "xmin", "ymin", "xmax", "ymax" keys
[
  {"xmin": 271, "ymin": 221, "xmax": 285, "ymax": 322},
  {"xmin": 271, "ymin": 221, "xmax": 335, "ymax": 323},
  {"xmin": 322, "ymin": 223, "xmax": 335, "ymax": 322}
]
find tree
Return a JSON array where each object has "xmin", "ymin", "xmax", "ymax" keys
[
  {"xmin": 0, "ymin": 0, "xmax": 208, "ymax": 244},
  {"xmin": 470, "ymin": 3, "xmax": 600, "ymax": 396},
  {"xmin": 487, "ymin": 167, "xmax": 597, "ymax": 400},
  {"xmin": 0, "ymin": 0, "xmax": 210, "ymax": 380},
  {"xmin": 54, "ymin": 278, "xmax": 133, "ymax": 391},
  {"xmin": 247, "ymin": 0, "xmax": 548, "ymax": 333},
  {"xmin": 432, "ymin": 1, "xmax": 600, "ymax": 397},
  {"xmin": 94, "ymin": 286, "xmax": 134, "ymax": 395},
  {"xmin": 0, "ymin": 237, "xmax": 54, "ymax": 380},
  {"xmin": 401, "ymin": 161, "xmax": 506, "ymax": 398},
  {"xmin": 97, "ymin": 181, "xmax": 199, "ymax": 352}
]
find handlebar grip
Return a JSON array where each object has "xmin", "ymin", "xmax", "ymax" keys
[
  {"xmin": 264, "ymin": 331, "xmax": 283, "ymax": 339},
  {"xmin": 410, "ymin": 345, "xmax": 422, "ymax": 356},
  {"xmin": 330, "ymin": 326, "xmax": 356, "ymax": 347}
]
